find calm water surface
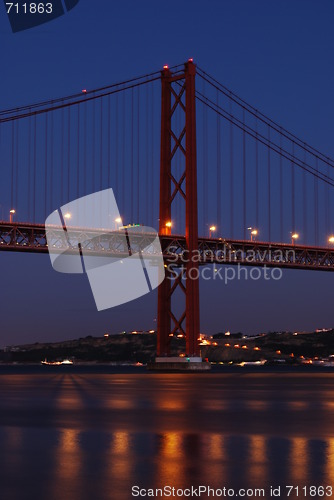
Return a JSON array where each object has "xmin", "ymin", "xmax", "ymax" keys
[{"xmin": 0, "ymin": 368, "xmax": 334, "ymax": 499}]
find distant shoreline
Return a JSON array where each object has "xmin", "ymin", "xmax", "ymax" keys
[{"xmin": 1, "ymin": 364, "xmax": 334, "ymax": 375}]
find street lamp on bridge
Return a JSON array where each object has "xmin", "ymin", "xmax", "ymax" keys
[
  {"xmin": 247, "ymin": 227, "xmax": 258, "ymax": 241},
  {"xmin": 291, "ymin": 232, "xmax": 299, "ymax": 245},
  {"xmin": 328, "ymin": 236, "xmax": 334, "ymax": 245},
  {"xmin": 114, "ymin": 217, "xmax": 122, "ymax": 230},
  {"xmin": 209, "ymin": 225, "xmax": 216, "ymax": 238},
  {"xmin": 9, "ymin": 209, "xmax": 15, "ymax": 223},
  {"xmin": 163, "ymin": 220, "xmax": 172, "ymax": 236}
]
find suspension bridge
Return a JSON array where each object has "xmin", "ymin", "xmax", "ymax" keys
[{"xmin": 1, "ymin": 60, "xmax": 334, "ymax": 360}]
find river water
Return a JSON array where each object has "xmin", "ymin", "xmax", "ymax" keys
[{"xmin": 0, "ymin": 367, "xmax": 333, "ymax": 499}]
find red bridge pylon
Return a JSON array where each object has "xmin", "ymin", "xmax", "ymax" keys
[{"xmin": 157, "ymin": 60, "xmax": 200, "ymax": 358}]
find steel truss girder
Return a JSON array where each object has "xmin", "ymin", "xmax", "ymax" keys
[
  {"xmin": 162, "ymin": 236, "xmax": 334, "ymax": 271},
  {"xmin": 1, "ymin": 223, "xmax": 334, "ymax": 271}
]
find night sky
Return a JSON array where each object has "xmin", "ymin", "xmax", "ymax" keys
[{"xmin": 1, "ymin": 1, "xmax": 334, "ymax": 347}]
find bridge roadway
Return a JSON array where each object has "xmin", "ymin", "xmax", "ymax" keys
[{"xmin": 1, "ymin": 221, "xmax": 334, "ymax": 271}]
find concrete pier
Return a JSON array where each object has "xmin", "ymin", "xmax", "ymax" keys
[{"xmin": 147, "ymin": 357, "xmax": 211, "ymax": 372}]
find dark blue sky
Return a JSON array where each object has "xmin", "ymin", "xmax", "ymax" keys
[{"xmin": 1, "ymin": 0, "xmax": 334, "ymax": 346}]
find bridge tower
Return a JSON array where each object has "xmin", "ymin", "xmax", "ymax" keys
[{"xmin": 157, "ymin": 60, "xmax": 201, "ymax": 359}]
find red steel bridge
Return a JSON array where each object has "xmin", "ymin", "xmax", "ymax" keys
[{"xmin": 1, "ymin": 60, "xmax": 334, "ymax": 357}]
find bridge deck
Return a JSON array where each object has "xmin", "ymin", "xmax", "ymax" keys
[{"xmin": 1, "ymin": 221, "xmax": 334, "ymax": 271}]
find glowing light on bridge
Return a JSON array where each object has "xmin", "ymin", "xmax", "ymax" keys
[
  {"xmin": 164, "ymin": 221, "xmax": 173, "ymax": 236},
  {"xmin": 329, "ymin": 236, "xmax": 334, "ymax": 244},
  {"xmin": 64, "ymin": 213, "xmax": 71, "ymax": 220},
  {"xmin": 114, "ymin": 217, "xmax": 123, "ymax": 229},
  {"xmin": 209, "ymin": 225, "xmax": 216, "ymax": 238},
  {"xmin": 248, "ymin": 227, "xmax": 258, "ymax": 241},
  {"xmin": 291, "ymin": 232, "xmax": 299, "ymax": 244},
  {"xmin": 9, "ymin": 209, "xmax": 15, "ymax": 223}
]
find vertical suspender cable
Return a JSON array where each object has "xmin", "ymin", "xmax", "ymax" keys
[
  {"xmin": 326, "ymin": 163, "xmax": 330, "ymax": 236},
  {"xmin": 267, "ymin": 124, "xmax": 271, "ymax": 241},
  {"xmin": 279, "ymin": 131, "xmax": 283, "ymax": 242},
  {"xmin": 100, "ymin": 98, "xmax": 103, "ymax": 191},
  {"xmin": 315, "ymin": 158, "xmax": 319, "ymax": 245},
  {"xmin": 130, "ymin": 88, "xmax": 134, "ymax": 222},
  {"xmin": 50, "ymin": 110, "xmax": 54, "ymax": 211},
  {"xmin": 44, "ymin": 113, "xmax": 48, "ymax": 219},
  {"xmin": 291, "ymin": 142, "xmax": 295, "ymax": 233},
  {"xmin": 77, "ymin": 105, "xmax": 80, "ymax": 198},
  {"xmin": 243, "ymin": 109, "xmax": 246, "ymax": 239},
  {"xmin": 28, "ymin": 113, "xmax": 31, "ymax": 221},
  {"xmin": 11, "ymin": 121, "xmax": 14, "ymax": 213},
  {"xmin": 229, "ymin": 97, "xmax": 234, "ymax": 238},
  {"xmin": 137, "ymin": 86, "xmax": 140, "ymax": 222},
  {"xmin": 33, "ymin": 114, "xmax": 37, "ymax": 222},
  {"xmin": 107, "ymin": 95, "xmax": 111, "ymax": 188},
  {"xmin": 67, "ymin": 107, "xmax": 71, "ymax": 202},
  {"xmin": 61, "ymin": 104, "xmax": 64, "ymax": 205},
  {"xmin": 92, "ymin": 97, "xmax": 96, "ymax": 193},
  {"xmin": 151, "ymin": 83, "xmax": 155, "ymax": 227},
  {"xmin": 216, "ymin": 89, "xmax": 221, "ymax": 233},
  {"xmin": 122, "ymin": 92, "xmax": 126, "ymax": 216},
  {"xmin": 15, "ymin": 120, "xmax": 19, "ymax": 217},
  {"xmin": 203, "ymin": 79, "xmax": 208, "ymax": 235},
  {"xmin": 255, "ymin": 113, "xmax": 259, "ymax": 231},
  {"xmin": 146, "ymin": 83, "xmax": 149, "ymax": 226},
  {"xmin": 303, "ymin": 146, "xmax": 307, "ymax": 243},
  {"xmin": 115, "ymin": 93, "xmax": 119, "ymax": 198},
  {"xmin": 84, "ymin": 102, "xmax": 87, "ymax": 194}
]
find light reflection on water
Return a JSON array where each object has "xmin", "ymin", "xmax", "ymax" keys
[{"xmin": 0, "ymin": 372, "xmax": 333, "ymax": 499}]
